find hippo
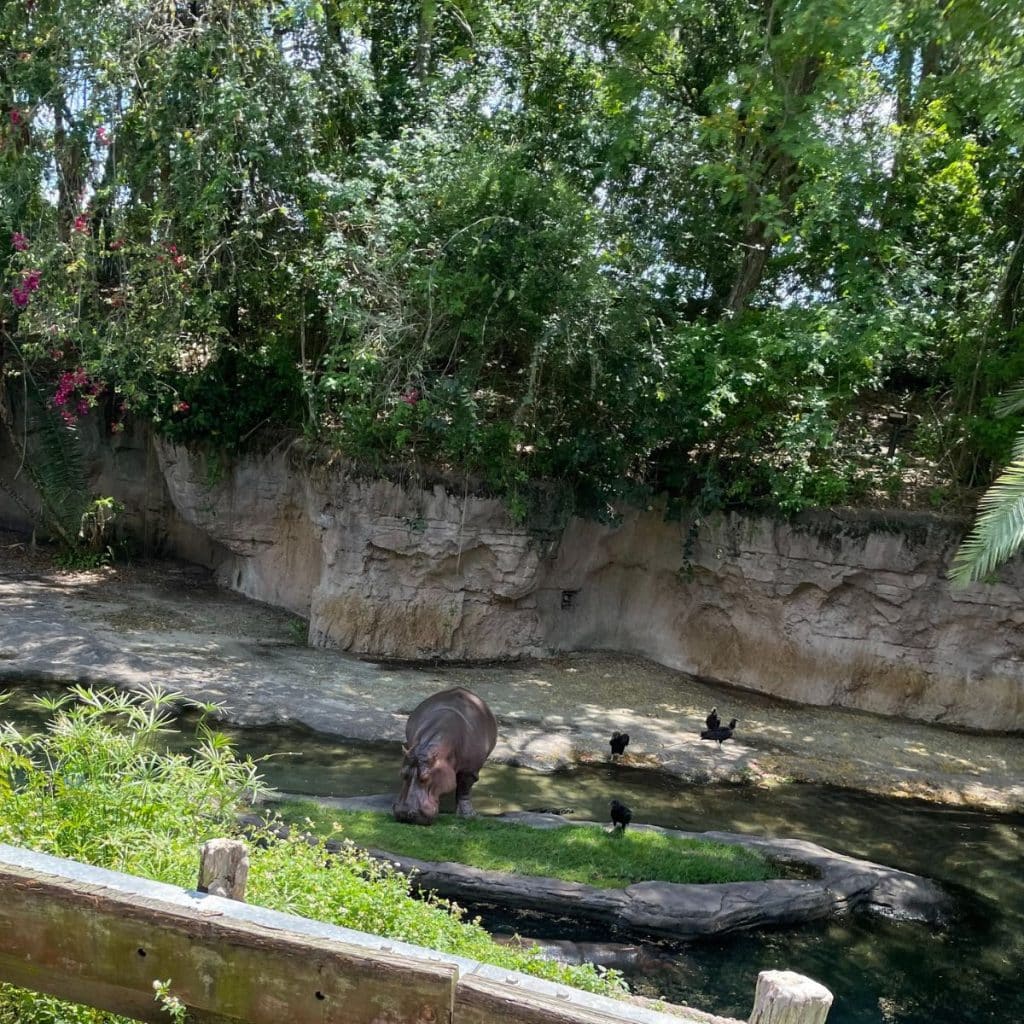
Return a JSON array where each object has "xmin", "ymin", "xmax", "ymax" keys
[{"xmin": 392, "ymin": 687, "xmax": 498, "ymax": 826}]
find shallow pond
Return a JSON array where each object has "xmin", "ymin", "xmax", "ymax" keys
[{"xmin": 3, "ymin": 688, "xmax": 1022, "ymax": 1024}]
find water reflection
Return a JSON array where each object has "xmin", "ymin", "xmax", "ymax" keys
[{"xmin": 4, "ymin": 688, "xmax": 1022, "ymax": 1024}]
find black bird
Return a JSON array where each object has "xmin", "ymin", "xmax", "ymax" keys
[
  {"xmin": 610, "ymin": 799, "xmax": 632, "ymax": 831},
  {"xmin": 700, "ymin": 718, "xmax": 738, "ymax": 746},
  {"xmin": 705, "ymin": 707, "xmax": 721, "ymax": 732},
  {"xmin": 609, "ymin": 732, "xmax": 630, "ymax": 757}
]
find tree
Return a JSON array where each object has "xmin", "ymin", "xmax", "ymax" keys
[{"xmin": 2, "ymin": 0, "xmax": 1023, "ymax": 534}]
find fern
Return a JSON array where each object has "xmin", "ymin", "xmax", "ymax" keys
[
  {"xmin": 23, "ymin": 387, "xmax": 91, "ymax": 541},
  {"xmin": 0, "ymin": 377, "xmax": 89, "ymax": 547},
  {"xmin": 996, "ymin": 384, "xmax": 1024, "ymax": 418}
]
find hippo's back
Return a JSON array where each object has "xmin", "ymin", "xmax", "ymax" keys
[{"xmin": 407, "ymin": 686, "xmax": 498, "ymax": 760}]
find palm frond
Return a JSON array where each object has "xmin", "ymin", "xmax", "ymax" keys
[
  {"xmin": 996, "ymin": 381, "xmax": 1024, "ymax": 418},
  {"xmin": 950, "ymin": 451, "xmax": 1024, "ymax": 585}
]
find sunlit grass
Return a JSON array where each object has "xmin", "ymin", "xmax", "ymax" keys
[
  {"xmin": 279, "ymin": 802, "xmax": 779, "ymax": 887},
  {"xmin": 0, "ymin": 687, "xmax": 628, "ymax": 1023}
]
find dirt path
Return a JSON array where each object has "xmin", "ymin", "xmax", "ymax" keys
[{"xmin": 2, "ymin": 535, "xmax": 1022, "ymax": 812}]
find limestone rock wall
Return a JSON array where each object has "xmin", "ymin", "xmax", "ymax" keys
[
  {"xmin": 154, "ymin": 441, "xmax": 547, "ymax": 658},
  {"xmin": 3, "ymin": 427, "xmax": 1021, "ymax": 729},
  {"xmin": 156, "ymin": 442, "xmax": 320, "ymax": 617},
  {"xmin": 538, "ymin": 510, "xmax": 1024, "ymax": 730}
]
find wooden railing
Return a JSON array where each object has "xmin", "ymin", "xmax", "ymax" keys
[{"xmin": 0, "ymin": 841, "xmax": 833, "ymax": 1023}]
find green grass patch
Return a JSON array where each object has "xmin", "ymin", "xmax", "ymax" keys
[
  {"xmin": 0, "ymin": 687, "xmax": 629, "ymax": 1024},
  {"xmin": 279, "ymin": 802, "xmax": 780, "ymax": 888}
]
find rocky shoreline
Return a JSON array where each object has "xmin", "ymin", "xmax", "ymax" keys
[{"xmin": 1, "ymin": 541, "xmax": 1022, "ymax": 812}]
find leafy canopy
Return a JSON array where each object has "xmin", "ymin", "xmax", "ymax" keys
[{"xmin": 1, "ymin": 0, "xmax": 1022, "ymax": 535}]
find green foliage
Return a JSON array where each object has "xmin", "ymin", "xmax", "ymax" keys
[
  {"xmin": 77, "ymin": 495, "xmax": 124, "ymax": 552},
  {"xmin": 286, "ymin": 617, "xmax": 309, "ymax": 645},
  {"xmin": 140, "ymin": 344, "xmax": 304, "ymax": 450},
  {"xmin": 0, "ymin": 687, "xmax": 624, "ymax": 1023},
  {"xmin": 0, "ymin": 686, "xmax": 260, "ymax": 867},
  {"xmin": 52, "ymin": 496, "xmax": 127, "ymax": 570},
  {"xmin": 950, "ymin": 450, "xmax": 1024, "ymax": 584},
  {"xmin": 150, "ymin": 982, "xmax": 186, "ymax": 1024},
  {"xmin": 0, "ymin": 987, "xmax": 127, "ymax": 1024},
  {"xmin": 239, "ymin": 832, "xmax": 623, "ymax": 992},
  {"xmin": 279, "ymin": 802, "xmax": 780, "ymax": 888},
  {"xmin": 951, "ymin": 384, "xmax": 1024, "ymax": 584},
  {"xmin": 1, "ymin": 0, "xmax": 1022, "ymax": 524}
]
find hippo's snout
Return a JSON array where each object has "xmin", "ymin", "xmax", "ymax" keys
[{"xmin": 392, "ymin": 800, "xmax": 436, "ymax": 826}]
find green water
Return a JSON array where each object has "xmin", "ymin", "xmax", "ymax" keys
[{"xmin": 3, "ymin": 688, "xmax": 1022, "ymax": 1024}]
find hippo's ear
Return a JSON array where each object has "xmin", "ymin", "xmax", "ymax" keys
[{"xmin": 401, "ymin": 744, "xmax": 410, "ymax": 756}]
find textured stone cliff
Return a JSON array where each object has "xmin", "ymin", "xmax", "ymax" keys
[{"xmin": 2, "ymin": 426, "xmax": 1021, "ymax": 730}]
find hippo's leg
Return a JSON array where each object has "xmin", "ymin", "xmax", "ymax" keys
[{"xmin": 455, "ymin": 770, "xmax": 480, "ymax": 818}]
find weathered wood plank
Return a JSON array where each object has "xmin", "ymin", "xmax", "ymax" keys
[
  {"xmin": 454, "ymin": 970, "xmax": 726, "ymax": 1024},
  {"xmin": 456, "ymin": 972, "xmax": 629, "ymax": 1024},
  {"xmin": 0, "ymin": 844, "xmax": 756, "ymax": 1024},
  {"xmin": 0, "ymin": 846, "xmax": 454, "ymax": 1024},
  {"xmin": 197, "ymin": 838, "xmax": 249, "ymax": 901},
  {"xmin": 748, "ymin": 971, "xmax": 833, "ymax": 1024}
]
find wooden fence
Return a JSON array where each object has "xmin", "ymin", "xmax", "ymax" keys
[{"xmin": 0, "ymin": 841, "xmax": 833, "ymax": 1024}]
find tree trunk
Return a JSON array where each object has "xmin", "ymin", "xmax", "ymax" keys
[
  {"xmin": 415, "ymin": 0, "xmax": 436, "ymax": 82},
  {"xmin": 721, "ymin": 54, "xmax": 818, "ymax": 316},
  {"xmin": 726, "ymin": 222, "xmax": 772, "ymax": 315},
  {"xmin": 53, "ymin": 97, "xmax": 86, "ymax": 242}
]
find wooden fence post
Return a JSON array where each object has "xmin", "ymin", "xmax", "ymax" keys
[
  {"xmin": 749, "ymin": 970, "xmax": 833, "ymax": 1024},
  {"xmin": 197, "ymin": 838, "xmax": 249, "ymax": 901}
]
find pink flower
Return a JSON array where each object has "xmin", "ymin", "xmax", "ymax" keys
[
  {"xmin": 162, "ymin": 242, "xmax": 186, "ymax": 269},
  {"xmin": 109, "ymin": 238, "xmax": 125, "ymax": 252},
  {"xmin": 400, "ymin": 387, "xmax": 420, "ymax": 406},
  {"xmin": 96, "ymin": 126, "xmax": 110, "ymax": 145},
  {"xmin": 172, "ymin": 400, "xmax": 191, "ymax": 414},
  {"xmin": 73, "ymin": 214, "xmax": 89, "ymax": 234},
  {"xmin": 51, "ymin": 368, "xmax": 103, "ymax": 425},
  {"xmin": 9, "ymin": 108, "xmax": 21, "ymax": 127},
  {"xmin": 11, "ymin": 270, "xmax": 42, "ymax": 308},
  {"xmin": 11, "ymin": 231, "xmax": 28, "ymax": 251}
]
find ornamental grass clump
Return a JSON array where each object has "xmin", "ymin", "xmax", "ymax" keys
[
  {"xmin": 0, "ymin": 688, "xmax": 623, "ymax": 1024},
  {"xmin": 0, "ymin": 685, "xmax": 259, "ymax": 874}
]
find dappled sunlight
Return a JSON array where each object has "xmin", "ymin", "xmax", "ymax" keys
[
  {"xmin": 3, "ymin": 541, "xmax": 1023, "ymax": 814},
  {"xmin": 289, "ymin": 806, "xmax": 777, "ymax": 888}
]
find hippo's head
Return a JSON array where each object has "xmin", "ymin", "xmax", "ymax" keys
[{"xmin": 392, "ymin": 743, "xmax": 456, "ymax": 826}]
